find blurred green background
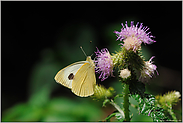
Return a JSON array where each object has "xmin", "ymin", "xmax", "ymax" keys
[{"xmin": 2, "ymin": 1, "xmax": 182, "ymax": 122}]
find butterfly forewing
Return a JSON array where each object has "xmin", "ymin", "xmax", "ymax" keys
[{"xmin": 54, "ymin": 61, "xmax": 87, "ymax": 88}]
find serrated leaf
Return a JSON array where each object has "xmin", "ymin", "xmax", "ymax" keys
[
  {"xmin": 132, "ymin": 94, "xmax": 169, "ymax": 122},
  {"xmin": 115, "ymin": 112, "xmax": 125, "ymax": 121}
]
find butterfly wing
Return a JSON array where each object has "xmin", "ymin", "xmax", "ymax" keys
[
  {"xmin": 72, "ymin": 60, "xmax": 96, "ymax": 97},
  {"xmin": 54, "ymin": 61, "xmax": 86, "ymax": 89}
]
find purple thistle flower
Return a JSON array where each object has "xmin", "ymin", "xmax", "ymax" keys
[
  {"xmin": 94, "ymin": 47, "xmax": 114, "ymax": 81},
  {"xmin": 120, "ymin": 36, "xmax": 142, "ymax": 52},
  {"xmin": 139, "ymin": 56, "xmax": 159, "ymax": 83},
  {"xmin": 114, "ymin": 21, "xmax": 156, "ymax": 45}
]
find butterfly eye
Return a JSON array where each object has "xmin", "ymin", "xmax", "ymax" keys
[{"xmin": 68, "ymin": 73, "xmax": 74, "ymax": 80}]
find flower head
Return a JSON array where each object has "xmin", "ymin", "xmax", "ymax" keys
[
  {"xmin": 156, "ymin": 91, "xmax": 181, "ymax": 109},
  {"xmin": 94, "ymin": 47, "xmax": 114, "ymax": 81},
  {"xmin": 114, "ymin": 21, "xmax": 155, "ymax": 51},
  {"xmin": 122, "ymin": 36, "xmax": 142, "ymax": 52},
  {"xmin": 119, "ymin": 69, "xmax": 131, "ymax": 79},
  {"xmin": 139, "ymin": 56, "xmax": 158, "ymax": 83}
]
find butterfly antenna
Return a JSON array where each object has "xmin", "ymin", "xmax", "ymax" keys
[{"xmin": 80, "ymin": 46, "xmax": 87, "ymax": 57}]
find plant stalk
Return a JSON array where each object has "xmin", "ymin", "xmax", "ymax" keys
[
  {"xmin": 167, "ymin": 108, "xmax": 177, "ymax": 122},
  {"xmin": 124, "ymin": 83, "xmax": 130, "ymax": 121}
]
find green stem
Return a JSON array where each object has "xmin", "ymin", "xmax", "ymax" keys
[
  {"xmin": 124, "ymin": 83, "xmax": 130, "ymax": 121},
  {"xmin": 167, "ymin": 108, "xmax": 177, "ymax": 122},
  {"xmin": 104, "ymin": 112, "xmax": 116, "ymax": 122},
  {"xmin": 110, "ymin": 99, "xmax": 125, "ymax": 119}
]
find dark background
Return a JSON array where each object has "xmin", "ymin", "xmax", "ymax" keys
[{"xmin": 2, "ymin": 1, "xmax": 182, "ymax": 115}]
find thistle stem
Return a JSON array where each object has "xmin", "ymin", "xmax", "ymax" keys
[
  {"xmin": 124, "ymin": 83, "xmax": 130, "ymax": 121},
  {"xmin": 167, "ymin": 108, "xmax": 177, "ymax": 122}
]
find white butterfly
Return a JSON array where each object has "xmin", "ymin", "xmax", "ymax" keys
[{"xmin": 54, "ymin": 56, "xmax": 96, "ymax": 97}]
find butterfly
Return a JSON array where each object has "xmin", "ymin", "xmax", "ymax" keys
[{"xmin": 54, "ymin": 56, "xmax": 96, "ymax": 97}]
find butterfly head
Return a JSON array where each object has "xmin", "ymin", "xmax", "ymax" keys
[{"xmin": 86, "ymin": 56, "xmax": 95, "ymax": 67}]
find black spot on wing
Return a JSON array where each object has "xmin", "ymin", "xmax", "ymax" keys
[{"xmin": 68, "ymin": 73, "xmax": 74, "ymax": 80}]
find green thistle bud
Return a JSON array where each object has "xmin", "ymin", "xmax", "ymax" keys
[
  {"xmin": 155, "ymin": 91, "xmax": 181, "ymax": 109},
  {"xmin": 112, "ymin": 49, "xmax": 125, "ymax": 69},
  {"xmin": 112, "ymin": 47, "xmax": 144, "ymax": 71},
  {"xmin": 92, "ymin": 85, "xmax": 115, "ymax": 100}
]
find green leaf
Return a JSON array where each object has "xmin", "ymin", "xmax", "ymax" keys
[
  {"xmin": 131, "ymin": 113, "xmax": 153, "ymax": 122},
  {"xmin": 133, "ymin": 94, "xmax": 169, "ymax": 122},
  {"xmin": 115, "ymin": 112, "xmax": 125, "ymax": 121}
]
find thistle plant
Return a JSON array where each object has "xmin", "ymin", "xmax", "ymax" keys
[{"xmin": 91, "ymin": 21, "xmax": 181, "ymax": 122}]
